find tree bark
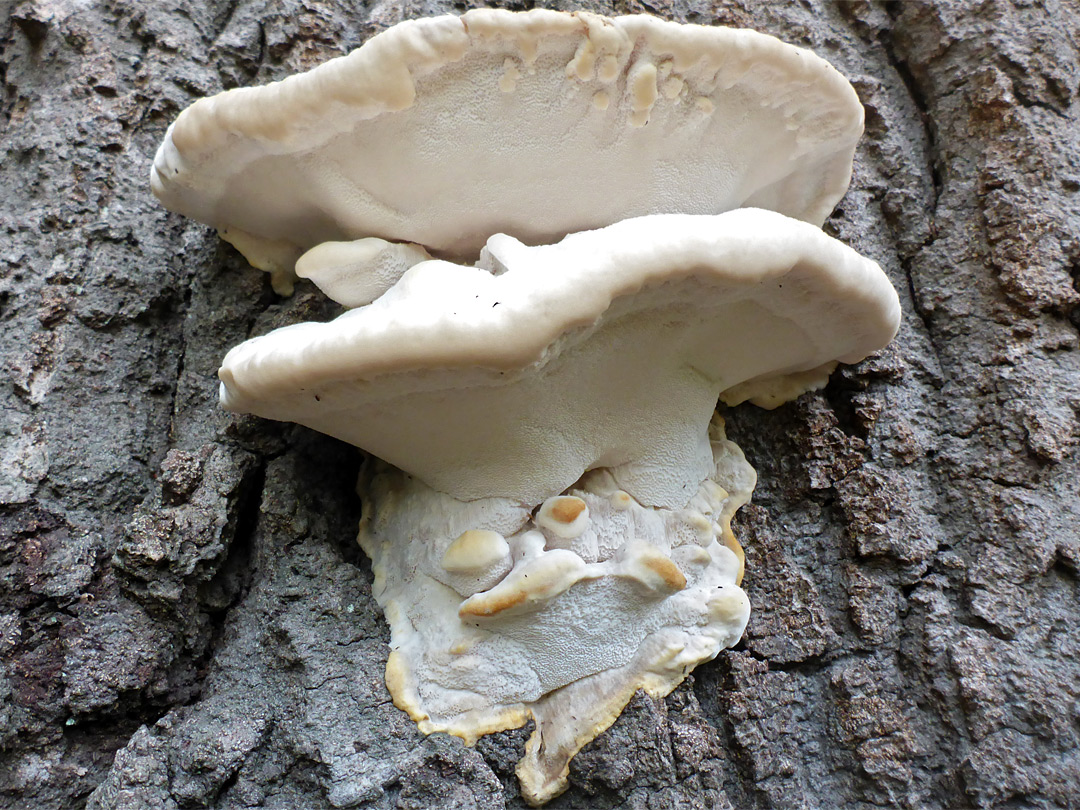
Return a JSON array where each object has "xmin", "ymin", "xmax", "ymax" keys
[{"xmin": 1, "ymin": 0, "xmax": 1078, "ymax": 808}]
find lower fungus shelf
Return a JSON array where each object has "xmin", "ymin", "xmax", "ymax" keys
[{"xmin": 357, "ymin": 416, "xmax": 755, "ymax": 805}]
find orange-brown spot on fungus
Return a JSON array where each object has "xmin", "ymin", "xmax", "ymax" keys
[
  {"xmin": 720, "ymin": 521, "xmax": 745, "ymax": 585},
  {"xmin": 551, "ymin": 497, "xmax": 586, "ymax": 523},
  {"xmin": 459, "ymin": 588, "xmax": 528, "ymax": 618},
  {"xmin": 642, "ymin": 556, "xmax": 687, "ymax": 592}
]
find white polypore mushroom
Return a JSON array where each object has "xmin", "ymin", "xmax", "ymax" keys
[
  {"xmin": 214, "ymin": 208, "xmax": 899, "ymax": 804},
  {"xmin": 150, "ymin": 8, "xmax": 863, "ymax": 297},
  {"xmin": 362, "ymin": 417, "xmax": 754, "ymax": 805},
  {"xmin": 150, "ymin": 10, "xmax": 898, "ymax": 805}
]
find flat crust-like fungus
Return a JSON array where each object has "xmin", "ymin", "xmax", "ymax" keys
[
  {"xmin": 361, "ymin": 417, "xmax": 754, "ymax": 805},
  {"xmin": 152, "ymin": 10, "xmax": 900, "ymax": 805},
  {"xmin": 151, "ymin": 8, "xmax": 863, "ymax": 296}
]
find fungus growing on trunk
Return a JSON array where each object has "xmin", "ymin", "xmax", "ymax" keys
[
  {"xmin": 151, "ymin": 10, "xmax": 899, "ymax": 805},
  {"xmin": 214, "ymin": 210, "xmax": 898, "ymax": 801}
]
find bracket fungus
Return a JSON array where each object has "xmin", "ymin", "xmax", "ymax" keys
[
  {"xmin": 152, "ymin": 9, "xmax": 900, "ymax": 806},
  {"xmin": 151, "ymin": 8, "xmax": 864, "ymax": 296}
]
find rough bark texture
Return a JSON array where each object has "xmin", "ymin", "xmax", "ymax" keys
[{"xmin": 1, "ymin": 0, "xmax": 1078, "ymax": 808}]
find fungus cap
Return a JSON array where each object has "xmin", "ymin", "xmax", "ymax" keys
[
  {"xmin": 151, "ymin": 9, "xmax": 864, "ymax": 294},
  {"xmin": 218, "ymin": 208, "xmax": 900, "ymax": 508}
]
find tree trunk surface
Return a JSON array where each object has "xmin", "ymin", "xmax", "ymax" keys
[{"xmin": 1, "ymin": 0, "xmax": 1078, "ymax": 808}]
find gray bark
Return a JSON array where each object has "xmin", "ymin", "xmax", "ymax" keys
[{"xmin": 1, "ymin": 0, "xmax": 1078, "ymax": 808}]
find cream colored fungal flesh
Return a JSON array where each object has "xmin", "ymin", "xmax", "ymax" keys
[
  {"xmin": 151, "ymin": 9, "xmax": 863, "ymax": 292},
  {"xmin": 294, "ymin": 238, "xmax": 432, "ymax": 308}
]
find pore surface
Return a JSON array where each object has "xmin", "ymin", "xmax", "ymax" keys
[{"xmin": 359, "ymin": 418, "xmax": 755, "ymax": 805}]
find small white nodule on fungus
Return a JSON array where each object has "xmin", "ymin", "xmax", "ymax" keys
[
  {"xmin": 151, "ymin": 10, "xmax": 901, "ymax": 805},
  {"xmin": 295, "ymin": 239, "xmax": 432, "ymax": 308}
]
